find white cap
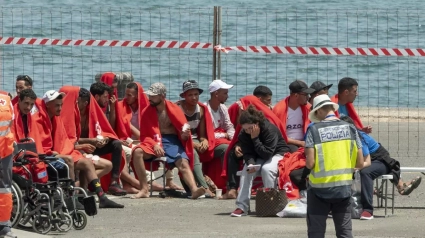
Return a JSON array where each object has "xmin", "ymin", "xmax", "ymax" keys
[
  {"xmin": 208, "ymin": 79, "xmax": 234, "ymax": 93},
  {"xmin": 42, "ymin": 90, "xmax": 65, "ymax": 104},
  {"xmin": 308, "ymin": 94, "xmax": 339, "ymax": 122}
]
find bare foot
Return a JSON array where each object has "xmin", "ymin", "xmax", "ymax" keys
[
  {"xmin": 130, "ymin": 189, "xmax": 150, "ymax": 199},
  {"xmin": 219, "ymin": 189, "xmax": 238, "ymax": 200},
  {"xmin": 205, "ymin": 188, "xmax": 215, "ymax": 198},
  {"xmin": 166, "ymin": 180, "xmax": 184, "ymax": 190},
  {"xmin": 191, "ymin": 187, "xmax": 207, "ymax": 199},
  {"xmin": 150, "ymin": 181, "xmax": 165, "ymax": 191},
  {"xmin": 123, "ymin": 182, "xmax": 139, "ymax": 194}
]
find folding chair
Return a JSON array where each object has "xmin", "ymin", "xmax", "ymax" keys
[
  {"xmin": 148, "ymin": 157, "xmax": 167, "ymax": 196},
  {"xmin": 375, "ymin": 174, "xmax": 395, "ymax": 217}
]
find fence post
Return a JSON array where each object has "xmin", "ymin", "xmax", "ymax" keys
[
  {"xmin": 217, "ymin": 6, "xmax": 222, "ymax": 80},
  {"xmin": 212, "ymin": 6, "xmax": 217, "ymax": 82}
]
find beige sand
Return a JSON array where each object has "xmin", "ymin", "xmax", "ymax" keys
[{"xmin": 356, "ymin": 107, "xmax": 425, "ymax": 122}]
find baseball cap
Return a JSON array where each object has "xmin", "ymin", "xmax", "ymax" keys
[
  {"xmin": 180, "ymin": 80, "xmax": 203, "ymax": 98},
  {"xmin": 309, "ymin": 81, "xmax": 333, "ymax": 94},
  {"xmin": 42, "ymin": 90, "xmax": 65, "ymax": 103},
  {"xmin": 144, "ymin": 83, "xmax": 167, "ymax": 96},
  {"xmin": 289, "ymin": 80, "xmax": 315, "ymax": 94},
  {"xmin": 208, "ymin": 79, "xmax": 233, "ymax": 93}
]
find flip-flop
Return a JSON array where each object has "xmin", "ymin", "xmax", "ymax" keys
[{"xmin": 411, "ymin": 177, "xmax": 422, "ymax": 189}]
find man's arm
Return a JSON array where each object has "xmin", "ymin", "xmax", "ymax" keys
[
  {"xmin": 222, "ymin": 105, "xmax": 235, "ymax": 140},
  {"xmin": 287, "ymin": 138, "xmax": 305, "ymax": 147},
  {"xmin": 198, "ymin": 109, "xmax": 207, "ymax": 141},
  {"xmin": 238, "ymin": 133, "xmax": 256, "ymax": 165},
  {"xmin": 109, "ymin": 104, "xmax": 117, "ymax": 129},
  {"xmin": 78, "ymin": 138, "xmax": 95, "ymax": 145},
  {"xmin": 304, "ymin": 129, "xmax": 315, "ymax": 169},
  {"xmin": 351, "ymin": 125, "xmax": 365, "ymax": 169},
  {"xmin": 130, "ymin": 124, "xmax": 140, "ymax": 139}
]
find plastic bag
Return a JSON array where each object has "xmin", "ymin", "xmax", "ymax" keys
[
  {"xmin": 277, "ymin": 198, "xmax": 307, "ymax": 218},
  {"xmin": 351, "ymin": 170, "xmax": 363, "ymax": 219}
]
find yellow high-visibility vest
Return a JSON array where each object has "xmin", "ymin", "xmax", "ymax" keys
[{"xmin": 308, "ymin": 120, "xmax": 358, "ymax": 188}]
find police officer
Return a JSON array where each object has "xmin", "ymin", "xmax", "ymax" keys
[
  {"xmin": 0, "ymin": 90, "xmax": 16, "ymax": 238},
  {"xmin": 304, "ymin": 94, "xmax": 364, "ymax": 238}
]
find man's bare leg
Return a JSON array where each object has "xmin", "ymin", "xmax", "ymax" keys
[
  {"xmin": 175, "ymin": 159, "xmax": 205, "ymax": 199},
  {"xmin": 95, "ymin": 158, "xmax": 112, "ymax": 178},
  {"xmin": 56, "ymin": 155, "xmax": 76, "ymax": 181},
  {"xmin": 165, "ymin": 170, "xmax": 184, "ymax": 190},
  {"xmin": 131, "ymin": 148, "xmax": 151, "ymax": 199}
]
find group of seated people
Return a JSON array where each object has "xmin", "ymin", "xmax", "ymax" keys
[{"xmin": 6, "ymin": 74, "xmax": 421, "ymax": 219}]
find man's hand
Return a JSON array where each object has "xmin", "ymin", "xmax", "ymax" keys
[
  {"xmin": 246, "ymin": 164, "xmax": 256, "ymax": 174},
  {"xmin": 109, "ymin": 95, "xmax": 117, "ymax": 106},
  {"xmin": 361, "ymin": 125, "xmax": 372, "ymax": 134},
  {"xmin": 81, "ymin": 144, "xmax": 96, "ymax": 153},
  {"xmin": 235, "ymin": 145, "xmax": 243, "ymax": 157},
  {"xmin": 153, "ymin": 144, "xmax": 165, "ymax": 157},
  {"xmin": 181, "ymin": 128, "xmax": 191, "ymax": 141},
  {"xmin": 198, "ymin": 139, "xmax": 209, "ymax": 153},
  {"xmin": 250, "ymin": 124, "xmax": 260, "ymax": 139},
  {"xmin": 121, "ymin": 140, "xmax": 130, "ymax": 147}
]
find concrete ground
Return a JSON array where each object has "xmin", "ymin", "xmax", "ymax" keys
[{"xmin": 15, "ymin": 121, "xmax": 425, "ymax": 238}]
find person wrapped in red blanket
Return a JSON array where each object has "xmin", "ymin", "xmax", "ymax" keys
[
  {"xmin": 130, "ymin": 82, "xmax": 205, "ymax": 199},
  {"xmin": 221, "ymin": 93, "xmax": 288, "ymax": 199},
  {"xmin": 99, "ymin": 72, "xmax": 119, "ymax": 128},
  {"xmin": 77, "ymin": 86, "xmax": 127, "ymax": 196},
  {"xmin": 114, "ymin": 82, "xmax": 181, "ymax": 193},
  {"xmin": 273, "ymin": 80, "xmax": 313, "ymax": 152},
  {"xmin": 31, "ymin": 89, "xmax": 123, "ymax": 208},
  {"xmin": 330, "ymin": 77, "xmax": 372, "ymax": 133},
  {"xmin": 204, "ymin": 80, "xmax": 236, "ymax": 197},
  {"xmin": 177, "ymin": 80, "xmax": 222, "ymax": 198}
]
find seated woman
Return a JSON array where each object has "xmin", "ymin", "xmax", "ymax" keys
[
  {"xmin": 230, "ymin": 105, "xmax": 291, "ymax": 217},
  {"xmin": 340, "ymin": 116, "xmax": 421, "ymax": 220}
]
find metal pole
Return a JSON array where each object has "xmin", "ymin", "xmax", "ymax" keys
[
  {"xmin": 217, "ymin": 6, "xmax": 222, "ymax": 80},
  {"xmin": 212, "ymin": 7, "xmax": 217, "ymax": 82}
]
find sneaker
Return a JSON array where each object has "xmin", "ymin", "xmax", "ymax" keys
[
  {"xmin": 0, "ymin": 231, "xmax": 17, "ymax": 238},
  {"xmin": 108, "ymin": 183, "xmax": 127, "ymax": 196},
  {"xmin": 99, "ymin": 197, "xmax": 124, "ymax": 209},
  {"xmin": 230, "ymin": 208, "xmax": 247, "ymax": 217},
  {"xmin": 360, "ymin": 211, "xmax": 374, "ymax": 220}
]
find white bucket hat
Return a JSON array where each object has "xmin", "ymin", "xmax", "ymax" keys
[{"xmin": 308, "ymin": 94, "xmax": 339, "ymax": 122}]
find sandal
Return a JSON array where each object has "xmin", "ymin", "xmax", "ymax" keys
[
  {"xmin": 410, "ymin": 176, "xmax": 422, "ymax": 189},
  {"xmin": 398, "ymin": 183, "xmax": 414, "ymax": 196}
]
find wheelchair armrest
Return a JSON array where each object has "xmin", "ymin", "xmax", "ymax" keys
[{"xmin": 40, "ymin": 156, "xmax": 60, "ymax": 162}]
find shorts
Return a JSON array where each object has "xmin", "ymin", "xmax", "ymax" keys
[
  {"xmin": 161, "ymin": 134, "xmax": 188, "ymax": 167},
  {"xmin": 49, "ymin": 158, "xmax": 66, "ymax": 170}
]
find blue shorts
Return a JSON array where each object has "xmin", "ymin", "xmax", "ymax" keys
[
  {"xmin": 161, "ymin": 134, "xmax": 188, "ymax": 167},
  {"xmin": 49, "ymin": 158, "xmax": 66, "ymax": 170}
]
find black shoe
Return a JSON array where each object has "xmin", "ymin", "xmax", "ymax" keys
[
  {"xmin": 107, "ymin": 183, "xmax": 127, "ymax": 196},
  {"xmin": 99, "ymin": 197, "xmax": 124, "ymax": 209}
]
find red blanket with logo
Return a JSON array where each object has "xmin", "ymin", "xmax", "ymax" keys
[
  {"xmin": 272, "ymin": 96, "xmax": 311, "ymax": 133},
  {"xmin": 278, "ymin": 147, "xmax": 306, "ymax": 200},
  {"xmin": 38, "ymin": 102, "xmax": 82, "ymax": 162},
  {"xmin": 136, "ymin": 100, "xmax": 194, "ymax": 169},
  {"xmin": 330, "ymin": 94, "xmax": 364, "ymax": 129}
]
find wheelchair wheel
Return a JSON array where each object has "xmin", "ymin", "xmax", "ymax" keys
[
  {"xmin": 72, "ymin": 211, "xmax": 87, "ymax": 230},
  {"xmin": 54, "ymin": 213, "xmax": 72, "ymax": 232},
  {"xmin": 18, "ymin": 203, "xmax": 34, "ymax": 229},
  {"xmin": 32, "ymin": 214, "xmax": 52, "ymax": 234},
  {"xmin": 11, "ymin": 181, "xmax": 24, "ymax": 228}
]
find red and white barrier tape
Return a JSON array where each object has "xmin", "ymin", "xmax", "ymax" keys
[
  {"xmin": 1, "ymin": 36, "xmax": 424, "ymax": 57},
  {"xmin": 215, "ymin": 44, "xmax": 425, "ymax": 57},
  {"xmin": 0, "ymin": 37, "xmax": 212, "ymax": 49}
]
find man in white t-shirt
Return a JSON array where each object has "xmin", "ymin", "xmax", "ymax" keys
[{"xmin": 273, "ymin": 80, "xmax": 314, "ymax": 152}]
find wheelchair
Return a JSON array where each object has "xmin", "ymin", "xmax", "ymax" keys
[{"xmin": 11, "ymin": 138, "xmax": 97, "ymax": 234}]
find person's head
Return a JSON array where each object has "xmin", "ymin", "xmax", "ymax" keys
[
  {"xmin": 239, "ymin": 105, "xmax": 266, "ymax": 135},
  {"xmin": 309, "ymin": 81, "xmax": 333, "ymax": 104},
  {"xmin": 78, "ymin": 88, "xmax": 90, "ymax": 113},
  {"xmin": 90, "ymin": 82, "xmax": 111, "ymax": 108},
  {"xmin": 18, "ymin": 88, "xmax": 37, "ymax": 115},
  {"xmin": 180, "ymin": 80, "xmax": 203, "ymax": 106},
  {"xmin": 289, "ymin": 80, "xmax": 315, "ymax": 106},
  {"xmin": 42, "ymin": 90, "xmax": 65, "ymax": 117},
  {"xmin": 15, "ymin": 75, "xmax": 33, "ymax": 97},
  {"xmin": 308, "ymin": 94, "xmax": 339, "ymax": 122},
  {"xmin": 144, "ymin": 82, "xmax": 167, "ymax": 107},
  {"xmin": 125, "ymin": 82, "xmax": 139, "ymax": 106},
  {"xmin": 337, "ymin": 77, "xmax": 358, "ymax": 103},
  {"xmin": 253, "ymin": 85, "xmax": 272, "ymax": 107},
  {"xmin": 208, "ymin": 79, "xmax": 233, "ymax": 104}
]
